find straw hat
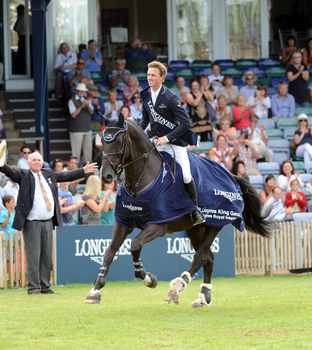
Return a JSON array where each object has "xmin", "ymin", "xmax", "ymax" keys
[
  {"xmin": 0, "ymin": 140, "xmax": 7, "ymax": 167},
  {"xmin": 75, "ymin": 83, "xmax": 88, "ymax": 91},
  {"xmin": 242, "ymin": 71, "xmax": 258, "ymax": 83}
]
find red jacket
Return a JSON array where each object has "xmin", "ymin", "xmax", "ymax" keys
[{"xmin": 285, "ymin": 191, "xmax": 307, "ymax": 213}]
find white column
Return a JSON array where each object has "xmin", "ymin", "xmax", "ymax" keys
[
  {"xmin": 260, "ymin": 0, "xmax": 269, "ymax": 58},
  {"xmin": 212, "ymin": 0, "xmax": 227, "ymax": 60},
  {"xmin": 167, "ymin": 0, "xmax": 177, "ymax": 62}
]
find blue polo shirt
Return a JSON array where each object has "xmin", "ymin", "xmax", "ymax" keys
[
  {"xmin": 0, "ymin": 209, "xmax": 18, "ymax": 240},
  {"xmin": 81, "ymin": 50, "xmax": 103, "ymax": 72},
  {"xmin": 271, "ymin": 93, "xmax": 295, "ymax": 117}
]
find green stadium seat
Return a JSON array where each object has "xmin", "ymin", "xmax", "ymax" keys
[
  {"xmin": 293, "ymin": 161, "xmax": 305, "ymax": 174},
  {"xmin": 294, "ymin": 107, "xmax": 312, "ymax": 117},
  {"xmin": 264, "ymin": 129, "xmax": 284, "ymax": 139},
  {"xmin": 131, "ymin": 70, "xmax": 147, "ymax": 81},
  {"xmin": 254, "ymin": 78, "xmax": 271, "ymax": 87},
  {"xmin": 221, "ymin": 67, "xmax": 243, "ymax": 78},
  {"xmin": 307, "ymin": 77, "xmax": 312, "ymax": 86},
  {"xmin": 276, "ymin": 118, "xmax": 298, "ymax": 130},
  {"xmin": 290, "ymin": 148, "xmax": 303, "ymax": 162},
  {"xmin": 265, "ymin": 66, "xmax": 286, "ymax": 78},
  {"xmin": 99, "ymin": 91, "xmax": 109, "ymax": 100},
  {"xmin": 163, "ymin": 80, "xmax": 177, "ymax": 89},
  {"xmin": 91, "ymin": 72, "xmax": 107, "ymax": 83},
  {"xmin": 236, "ymin": 59, "xmax": 258, "ymax": 68},
  {"xmin": 191, "ymin": 60, "xmax": 212, "ymax": 69},
  {"xmin": 194, "ymin": 141, "xmax": 215, "ymax": 155},
  {"xmin": 175, "ymin": 68, "xmax": 197, "ymax": 80}
]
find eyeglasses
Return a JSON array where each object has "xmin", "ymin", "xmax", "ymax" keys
[
  {"xmin": 246, "ymin": 77, "xmax": 254, "ymax": 80},
  {"xmin": 299, "ymin": 120, "xmax": 306, "ymax": 122},
  {"xmin": 134, "ymin": 96, "xmax": 140, "ymax": 99},
  {"xmin": 23, "ymin": 152, "xmax": 31, "ymax": 154},
  {"xmin": 77, "ymin": 62, "xmax": 84, "ymax": 65}
]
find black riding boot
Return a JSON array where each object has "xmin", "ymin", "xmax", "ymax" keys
[{"xmin": 184, "ymin": 178, "xmax": 205, "ymax": 226}]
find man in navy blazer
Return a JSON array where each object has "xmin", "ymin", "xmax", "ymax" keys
[{"xmin": 0, "ymin": 146, "xmax": 98, "ymax": 294}]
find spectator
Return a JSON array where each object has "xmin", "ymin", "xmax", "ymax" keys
[
  {"xmin": 216, "ymin": 75, "xmax": 239, "ymax": 109},
  {"xmin": 247, "ymin": 114, "xmax": 274, "ymax": 162},
  {"xmin": 123, "ymin": 74, "xmax": 142, "ymax": 106},
  {"xmin": 208, "ymin": 63, "xmax": 223, "ymax": 95},
  {"xmin": 306, "ymin": 178, "xmax": 312, "ymax": 198},
  {"xmin": 232, "ymin": 160, "xmax": 249, "ymax": 182},
  {"xmin": 287, "ymin": 51, "xmax": 310, "ymax": 107},
  {"xmin": 277, "ymin": 160, "xmax": 304, "ymax": 196},
  {"xmin": 171, "ymin": 76, "xmax": 190, "ymax": 100},
  {"xmin": 240, "ymin": 71, "xmax": 257, "ymax": 101},
  {"xmin": 186, "ymin": 78, "xmax": 214, "ymax": 142},
  {"xmin": 180, "ymin": 87, "xmax": 190, "ymax": 113},
  {"xmin": 0, "ymin": 108, "xmax": 6, "ymax": 139},
  {"xmin": 68, "ymin": 83, "xmax": 93, "ymax": 164},
  {"xmin": 53, "ymin": 42, "xmax": 77, "ymax": 98},
  {"xmin": 110, "ymin": 58, "xmax": 130, "ymax": 92},
  {"xmin": 124, "ymin": 38, "xmax": 155, "ymax": 67},
  {"xmin": 271, "ymin": 81, "xmax": 295, "ymax": 123},
  {"xmin": 282, "ymin": 35, "xmax": 300, "ymax": 69},
  {"xmin": 52, "ymin": 159, "xmax": 64, "ymax": 172},
  {"xmin": 200, "ymin": 74, "xmax": 211, "ymax": 93},
  {"xmin": 17, "ymin": 146, "xmax": 31, "ymax": 169},
  {"xmin": 120, "ymin": 105, "xmax": 131, "ymax": 119},
  {"xmin": 209, "ymin": 135, "xmax": 232, "ymax": 172},
  {"xmin": 232, "ymin": 130, "xmax": 261, "ymax": 176},
  {"xmin": 285, "ymin": 179, "xmax": 307, "ymax": 213},
  {"xmin": 101, "ymin": 180, "xmax": 117, "ymax": 225},
  {"xmin": 259, "ymin": 174, "xmax": 276, "ymax": 205},
  {"xmin": 94, "ymin": 130, "xmax": 103, "ymax": 167},
  {"xmin": 64, "ymin": 156, "xmax": 84, "ymax": 195},
  {"xmin": 68, "ymin": 57, "xmax": 92, "ymax": 94},
  {"xmin": 246, "ymin": 84, "xmax": 271, "ymax": 119},
  {"xmin": 233, "ymin": 94, "xmax": 254, "ymax": 130},
  {"xmin": 264, "ymin": 186, "xmax": 293, "ymax": 221},
  {"xmin": 86, "ymin": 83, "xmax": 105, "ymax": 122},
  {"xmin": 78, "ymin": 43, "xmax": 87, "ymax": 57},
  {"xmin": 294, "ymin": 113, "xmax": 312, "ymax": 170},
  {"xmin": 3, "ymin": 165, "xmax": 20, "ymax": 201},
  {"xmin": 213, "ymin": 116, "xmax": 238, "ymax": 149},
  {"xmin": 104, "ymin": 89, "xmax": 123, "ymax": 119},
  {"xmin": 214, "ymin": 95, "xmax": 231, "ymax": 126},
  {"xmin": 81, "ymin": 39, "xmax": 103, "ymax": 72},
  {"xmin": 302, "ymin": 37, "xmax": 312, "ymax": 67},
  {"xmin": 130, "ymin": 93, "xmax": 143, "ymax": 121},
  {"xmin": 198, "ymin": 151, "xmax": 207, "ymax": 157},
  {"xmin": 81, "ymin": 176, "xmax": 109, "ymax": 225}
]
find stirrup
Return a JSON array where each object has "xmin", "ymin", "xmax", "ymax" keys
[{"xmin": 191, "ymin": 209, "xmax": 205, "ymax": 226}]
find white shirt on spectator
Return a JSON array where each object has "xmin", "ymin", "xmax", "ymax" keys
[
  {"xmin": 68, "ymin": 94, "xmax": 93, "ymax": 114},
  {"xmin": 246, "ymin": 96, "xmax": 271, "ymax": 119},
  {"xmin": 54, "ymin": 51, "xmax": 77, "ymax": 73},
  {"xmin": 264, "ymin": 197, "xmax": 286, "ymax": 221},
  {"xmin": 17, "ymin": 157, "xmax": 29, "ymax": 169},
  {"xmin": 247, "ymin": 126, "xmax": 267, "ymax": 147},
  {"xmin": 208, "ymin": 74, "xmax": 223, "ymax": 94},
  {"xmin": 2, "ymin": 181, "xmax": 20, "ymax": 202},
  {"xmin": 277, "ymin": 174, "xmax": 304, "ymax": 195}
]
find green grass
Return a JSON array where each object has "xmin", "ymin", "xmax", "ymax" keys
[{"xmin": 1, "ymin": 275, "xmax": 312, "ymax": 349}]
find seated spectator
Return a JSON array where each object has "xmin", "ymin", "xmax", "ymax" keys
[
  {"xmin": 101, "ymin": 180, "xmax": 117, "ymax": 225},
  {"xmin": 81, "ymin": 176, "xmax": 110, "ymax": 225},
  {"xmin": 240, "ymin": 71, "xmax": 257, "ymax": 101},
  {"xmin": 68, "ymin": 83, "xmax": 93, "ymax": 164},
  {"xmin": 171, "ymin": 76, "xmax": 190, "ymax": 100},
  {"xmin": 232, "ymin": 160, "xmax": 249, "ymax": 182},
  {"xmin": 186, "ymin": 78, "xmax": 214, "ymax": 142},
  {"xmin": 2, "ymin": 166, "xmax": 19, "ymax": 202},
  {"xmin": 129, "ymin": 93, "xmax": 143, "ymax": 121},
  {"xmin": 120, "ymin": 105, "xmax": 131, "ymax": 119},
  {"xmin": 287, "ymin": 51, "xmax": 310, "ymax": 107},
  {"xmin": 271, "ymin": 81, "xmax": 295, "ymax": 123},
  {"xmin": 68, "ymin": 57, "xmax": 92, "ymax": 94},
  {"xmin": 198, "ymin": 151, "xmax": 207, "ymax": 157},
  {"xmin": 200, "ymin": 74, "xmax": 211, "ymax": 93},
  {"xmin": 264, "ymin": 186, "xmax": 293, "ymax": 221},
  {"xmin": 180, "ymin": 87, "xmax": 190, "ymax": 113},
  {"xmin": 208, "ymin": 63, "xmax": 223, "ymax": 95},
  {"xmin": 104, "ymin": 89, "xmax": 123, "ymax": 120},
  {"xmin": 247, "ymin": 114, "xmax": 274, "ymax": 162},
  {"xmin": 277, "ymin": 160, "xmax": 304, "ymax": 195},
  {"xmin": 110, "ymin": 58, "xmax": 130, "ymax": 92},
  {"xmin": 285, "ymin": 179, "xmax": 307, "ymax": 213},
  {"xmin": 59, "ymin": 180, "xmax": 85, "ymax": 226},
  {"xmin": 214, "ymin": 95, "xmax": 231, "ymax": 126},
  {"xmin": 246, "ymin": 84, "xmax": 271, "ymax": 119},
  {"xmin": 52, "ymin": 159, "xmax": 64, "ymax": 172},
  {"xmin": 213, "ymin": 116, "xmax": 238, "ymax": 149},
  {"xmin": 123, "ymin": 74, "xmax": 142, "ymax": 106},
  {"xmin": 282, "ymin": 35, "xmax": 300, "ymax": 69},
  {"xmin": 302, "ymin": 37, "xmax": 312, "ymax": 67},
  {"xmin": 17, "ymin": 146, "xmax": 30, "ymax": 169},
  {"xmin": 232, "ymin": 130, "xmax": 261, "ymax": 176},
  {"xmin": 124, "ymin": 38, "xmax": 155, "ymax": 68},
  {"xmin": 81, "ymin": 39, "xmax": 103, "ymax": 72},
  {"xmin": 306, "ymin": 178, "xmax": 312, "ymax": 198},
  {"xmin": 216, "ymin": 75, "xmax": 239, "ymax": 109},
  {"xmin": 87, "ymin": 83, "xmax": 105, "ymax": 122},
  {"xmin": 233, "ymin": 94, "xmax": 254, "ymax": 130},
  {"xmin": 53, "ymin": 42, "xmax": 77, "ymax": 98},
  {"xmin": 78, "ymin": 43, "xmax": 87, "ymax": 57},
  {"xmin": 209, "ymin": 135, "xmax": 232, "ymax": 172},
  {"xmin": 64, "ymin": 156, "xmax": 84, "ymax": 195},
  {"xmin": 259, "ymin": 174, "xmax": 276, "ymax": 205},
  {"xmin": 294, "ymin": 114, "xmax": 312, "ymax": 170}
]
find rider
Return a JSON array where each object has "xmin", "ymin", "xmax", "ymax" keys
[{"xmin": 140, "ymin": 61, "xmax": 205, "ymax": 225}]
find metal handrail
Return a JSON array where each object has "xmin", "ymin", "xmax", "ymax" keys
[{"xmin": 1, "ymin": 137, "xmax": 44, "ymax": 155}]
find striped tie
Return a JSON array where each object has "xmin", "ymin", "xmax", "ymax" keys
[{"xmin": 38, "ymin": 174, "xmax": 52, "ymax": 211}]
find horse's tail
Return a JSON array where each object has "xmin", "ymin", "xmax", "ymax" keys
[{"xmin": 233, "ymin": 175, "xmax": 273, "ymax": 238}]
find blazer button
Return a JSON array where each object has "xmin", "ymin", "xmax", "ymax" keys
[
  {"xmin": 18, "ymin": 211, "xmax": 20, "ymax": 213},
  {"xmin": 22, "ymin": 204, "xmax": 24, "ymax": 206}
]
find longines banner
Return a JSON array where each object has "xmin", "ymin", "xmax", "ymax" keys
[{"xmin": 56, "ymin": 225, "xmax": 235, "ymax": 285}]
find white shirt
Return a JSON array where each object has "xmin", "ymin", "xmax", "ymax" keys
[
  {"xmin": 130, "ymin": 103, "xmax": 143, "ymax": 120},
  {"xmin": 208, "ymin": 74, "xmax": 223, "ymax": 93},
  {"xmin": 247, "ymin": 126, "xmax": 267, "ymax": 147},
  {"xmin": 264, "ymin": 197, "xmax": 286, "ymax": 221},
  {"xmin": 151, "ymin": 85, "xmax": 162, "ymax": 106},
  {"xmin": 277, "ymin": 174, "xmax": 304, "ymax": 195},
  {"xmin": 27, "ymin": 171, "xmax": 54, "ymax": 221},
  {"xmin": 54, "ymin": 51, "xmax": 77, "ymax": 73},
  {"xmin": 2, "ymin": 181, "xmax": 19, "ymax": 202},
  {"xmin": 246, "ymin": 96, "xmax": 271, "ymax": 119},
  {"xmin": 17, "ymin": 157, "xmax": 29, "ymax": 169},
  {"xmin": 68, "ymin": 94, "xmax": 94, "ymax": 114}
]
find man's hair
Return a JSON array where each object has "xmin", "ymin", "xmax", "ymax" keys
[
  {"xmin": 278, "ymin": 81, "xmax": 288, "ymax": 87},
  {"xmin": 249, "ymin": 114, "xmax": 258, "ymax": 121},
  {"xmin": 212, "ymin": 62, "xmax": 220, "ymax": 69},
  {"xmin": 88, "ymin": 39, "xmax": 96, "ymax": 47},
  {"xmin": 2, "ymin": 195, "xmax": 14, "ymax": 207},
  {"xmin": 69, "ymin": 156, "xmax": 78, "ymax": 161},
  {"xmin": 148, "ymin": 61, "xmax": 167, "ymax": 78},
  {"xmin": 272, "ymin": 186, "xmax": 281, "ymax": 193},
  {"xmin": 175, "ymin": 75, "xmax": 185, "ymax": 81},
  {"xmin": 117, "ymin": 58, "xmax": 126, "ymax": 65},
  {"xmin": 20, "ymin": 146, "xmax": 30, "ymax": 153},
  {"xmin": 108, "ymin": 89, "xmax": 118, "ymax": 97}
]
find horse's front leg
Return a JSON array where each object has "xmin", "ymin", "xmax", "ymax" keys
[
  {"xmin": 85, "ymin": 223, "xmax": 131, "ymax": 304},
  {"xmin": 130, "ymin": 223, "xmax": 167, "ymax": 288}
]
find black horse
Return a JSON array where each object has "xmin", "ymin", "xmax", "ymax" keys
[{"xmin": 86, "ymin": 114, "xmax": 271, "ymax": 307}]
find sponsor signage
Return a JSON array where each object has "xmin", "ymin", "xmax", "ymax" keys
[{"xmin": 56, "ymin": 224, "xmax": 235, "ymax": 285}]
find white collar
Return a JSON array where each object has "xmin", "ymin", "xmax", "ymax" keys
[
  {"xmin": 75, "ymin": 94, "xmax": 85, "ymax": 102},
  {"xmin": 151, "ymin": 85, "xmax": 162, "ymax": 100}
]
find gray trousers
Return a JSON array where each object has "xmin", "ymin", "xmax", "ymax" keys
[
  {"xmin": 69, "ymin": 132, "xmax": 92, "ymax": 164},
  {"xmin": 23, "ymin": 219, "xmax": 53, "ymax": 294},
  {"xmin": 258, "ymin": 144, "xmax": 274, "ymax": 162}
]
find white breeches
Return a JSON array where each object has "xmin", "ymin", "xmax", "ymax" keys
[{"xmin": 296, "ymin": 143, "xmax": 312, "ymax": 169}]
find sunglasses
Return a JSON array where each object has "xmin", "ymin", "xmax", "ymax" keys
[
  {"xmin": 77, "ymin": 62, "xmax": 84, "ymax": 65},
  {"xmin": 134, "ymin": 96, "xmax": 140, "ymax": 99},
  {"xmin": 299, "ymin": 119, "xmax": 307, "ymax": 122},
  {"xmin": 246, "ymin": 77, "xmax": 254, "ymax": 80},
  {"xmin": 23, "ymin": 151, "xmax": 31, "ymax": 154}
]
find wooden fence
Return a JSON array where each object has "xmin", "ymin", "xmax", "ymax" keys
[{"xmin": 235, "ymin": 221, "xmax": 312, "ymax": 275}]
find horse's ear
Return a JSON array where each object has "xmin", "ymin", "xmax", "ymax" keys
[
  {"xmin": 118, "ymin": 112, "xmax": 125, "ymax": 126},
  {"xmin": 99, "ymin": 111, "xmax": 110, "ymax": 125}
]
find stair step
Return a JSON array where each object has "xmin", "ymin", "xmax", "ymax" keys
[
  {"xmin": 5, "ymin": 91, "xmax": 36, "ymax": 99},
  {"xmin": 6, "ymin": 98, "xmax": 62, "ymax": 109},
  {"xmin": 23, "ymin": 139, "xmax": 71, "ymax": 151},
  {"xmin": 12, "ymin": 108, "xmax": 64, "ymax": 119},
  {"xmin": 16, "ymin": 118, "xmax": 68, "ymax": 129}
]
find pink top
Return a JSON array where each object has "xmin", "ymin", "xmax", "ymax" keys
[
  {"xmin": 123, "ymin": 86, "xmax": 142, "ymax": 106},
  {"xmin": 233, "ymin": 107, "xmax": 253, "ymax": 130}
]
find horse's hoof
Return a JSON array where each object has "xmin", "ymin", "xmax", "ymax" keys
[
  {"xmin": 146, "ymin": 272, "xmax": 157, "ymax": 288},
  {"xmin": 191, "ymin": 299, "xmax": 204, "ymax": 308},
  {"xmin": 164, "ymin": 290, "xmax": 179, "ymax": 304},
  {"xmin": 191, "ymin": 293, "xmax": 211, "ymax": 308},
  {"xmin": 85, "ymin": 293, "xmax": 101, "ymax": 304}
]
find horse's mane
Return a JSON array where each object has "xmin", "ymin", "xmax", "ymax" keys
[{"xmin": 126, "ymin": 117, "xmax": 154, "ymax": 149}]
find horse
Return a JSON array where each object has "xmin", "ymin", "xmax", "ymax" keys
[{"xmin": 85, "ymin": 113, "xmax": 272, "ymax": 307}]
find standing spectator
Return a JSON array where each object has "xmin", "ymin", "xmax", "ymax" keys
[
  {"xmin": 104, "ymin": 90, "xmax": 124, "ymax": 120},
  {"xmin": 209, "ymin": 135, "xmax": 232, "ymax": 172},
  {"xmin": 0, "ymin": 149, "xmax": 98, "ymax": 294},
  {"xmin": 171, "ymin": 76, "xmax": 190, "ymax": 100},
  {"xmin": 271, "ymin": 81, "xmax": 295, "ymax": 123},
  {"xmin": 247, "ymin": 114, "xmax": 274, "ymax": 162},
  {"xmin": 246, "ymin": 84, "xmax": 271, "ymax": 119},
  {"xmin": 287, "ymin": 52, "xmax": 310, "ymax": 107},
  {"xmin": 86, "ymin": 84, "xmax": 105, "ymax": 122},
  {"xmin": 240, "ymin": 71, "xmax": 257, "ymax": 101},
  {"xmin": 110, "ymin": 58, "xmax": 130, "ymax": 91},
  {"xmin": 51, "ymin": 159, "xmax": 64, "ymax": 172},
  {"xmin": 232, "ymin": 160, "xmax": 250, "ymax": 182},
  {"xmin": 213, "ymin": 116, "xmax": 238, "ymax": 149},
  {"xmin": 68, "ymin": 58, "xmax": 92, "ymax": 94},
  {"xmin": 264, "ymin": 186, "xmax": 293, "ymax": 221},
  {"xmin": 124, "ymin": 38, "xmax": 155, "ymax": 67},
  {"xmin": 68, "ymin": 83, "xmax": 93, "ymax": 164},
  {"xmin": 216, "ymin": 75, "xmax": 239, "ymax": 109},
  {"xmin": 81, "ymin": 39, "xmax": 103, "ymax": 72},
  {"xmin": 3, "ymin": 166, "xmax": 20, "ymax": 202},
  {"xmin": 232, "ymin": 131, "xmax": 261, "ymax": 176},
  {"xmin": 130, "ymin": 93, "xmax": 143, "ymax": 121},
  {"xmin": 17, "ymin": 146, "xmax": 31, "ymax": 169},
  {"xmin": 285, "ymin": 179, "xmax": 307, "ymax": 213},
  {"xmin": 277, "ymin": 160, "xmax": 304, "ymax": 196},
  {"xmin": 101, "ymin": 181, "xmax": 117, "ymax": 225},
  {"xmin": 281, "ymin": 35, "xmax": 300, "ymax": 69},
  {"xmin": 214, "ymin": 95, "xmax": 231, "ymax": 126},
  {"xmin": 233, "ymin": 94, "xmax": 254, "ymax": 130},
  {"xmin": 302, "ymin": 37, "xmax": 312, "ymax": 67},
  {"xmin": 208, "ymin": 63, "xmax": 223, "ymax": 95},
  {"xmin": 123, "ymin": 74, "xmax": 142, "ymax": 106},
  {"xmin": 259, "ymin": 174, "xmax": 276, "ymax": 205},
  {"xmin": 53, "ymin": 42, "xmax": 77, "ymax": 98},
  {"xmin": 294, "ymin": 113, "xmax": 312, "ymax": 170}
]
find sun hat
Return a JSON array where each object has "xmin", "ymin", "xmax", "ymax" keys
[
  {"xmin": 0, "ymin": 140, "xmax": 7, "ymax": 167},
  {"xmin": 75, "ymin": 83, "xmax": 88, "ymax": 92},
  {"xmin": 298, "ymin": 113, "xmax": 308, "ymax": 121},
  {"xmin": 242, "ymin": 71, "xmax": 258, "ymax": 83},
  {"xmin": 86, "ymin": 84, "xmax": 99, "ymax": 91}
]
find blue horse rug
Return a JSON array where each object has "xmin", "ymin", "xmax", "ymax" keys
[{"xmin": 115, "ymin": 151, "xmax": 245, "ymax": 231}]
